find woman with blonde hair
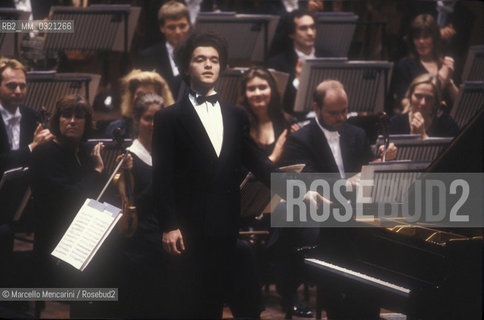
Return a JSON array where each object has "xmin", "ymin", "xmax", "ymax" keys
[
  {"xmin": 389, "ymin": 73, "xmax": 458, "ymax": 138},
  {"xmin": 105, "ymin": 69, "xmax": 174, "ymax": 138}
]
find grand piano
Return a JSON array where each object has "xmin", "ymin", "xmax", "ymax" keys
[{"xmin": 304, "ymin": 109, "xmax": 484, "ymax": 320}]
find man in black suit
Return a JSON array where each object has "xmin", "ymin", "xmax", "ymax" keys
[
  {"xmin": 136, "ymin": 0, "xmax": 190, "ymax": 100},
  {"xmin": 0, "ymin": 59, "xmax": 53, "ymax": 175},
  {"xmin": 0, "ymin": 59, "xmax": 53, "ymax": 298},
  {"xmin": 151, "ymin": 31, "xmax": 284, "ymax": 319},
  {"xmin": 268, "ymin": 10, "xmax": 320, "ymax": 115},
  {"xmin": 280, "ymin": 80, "xmax": 383, "ymax": 174},
  {"xmin": 279, "ymin": 80, "xmax": 396, "ymax": 320}
]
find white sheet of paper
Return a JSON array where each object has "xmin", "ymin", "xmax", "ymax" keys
[{"xmin": 51, "ymin": 198, "xmax": 122, "ymax": 271}]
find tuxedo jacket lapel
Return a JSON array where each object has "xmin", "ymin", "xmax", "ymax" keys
[
  {"xmin": 339, "ymin": 124, "xmax": 354, "ymax": 174},
  {"xmin": 218, "ymin": 102, "xmax": 236, "ymax": 162},
  {"xmin": 309, "ymin": 121, "xmax": 339, "ymax": 172},
  {"xmin": 0, "ymin": 114, "xmax": 10, "ymax": 152},
  {"xmin": 158, "ymin": 44, "xmax": 175, "ymax": 80},
  {"xmin": 179, "ymin": 96, "xmax": 219, "ymax": 161}
]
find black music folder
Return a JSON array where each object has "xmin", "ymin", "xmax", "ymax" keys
[
  {"xmin": 0, "ymin": 167, "xmax": 30, "ymax": 224},
  {"xmin": 240, "ymin": 164, "xmax": 304, "ymax": 217}
]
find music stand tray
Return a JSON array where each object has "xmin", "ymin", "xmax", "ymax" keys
[
  {"xmin": 359, "ymin": 161, "xmax": 431, "ymax": 204},
  {"xmin": 294, "ymin": 59, "xmax": 393, "ymax": 113},
  {"xmin": 196, "ymin": 12, "xmax": 280, "ymax": 62},
  {"xmin": 43, "ymin": 5, "xmax": 141, "ymax": 52},
  {"xmin": 461, "ymin": 45, "xmax": 484, "ymax": 82},
  {"xmin": 25, "ymin": 71, "xmax": 101, "ymax": 114},
  {"xmin": 0, "ymin": 167, "xmax": 31, "ymax": 224},
  {"xmin": 375, "ymin": 135, "xmax": 453, "ymax": 162},
  {"xmin": 450, "ymin": 81, "xmax": 484, "ymax": 129}
]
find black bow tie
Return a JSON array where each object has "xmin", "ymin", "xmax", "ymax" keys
[{"xmin": 191, "ymin": 90, "xmax": 219, "ymax": 105}]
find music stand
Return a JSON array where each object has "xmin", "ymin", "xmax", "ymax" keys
[
  {"xmin": 0, "ymin": 167, "xmax": 31, "ymax": 224},
  {"xmin": 294, "ymin": 59, "xmax": 392, "ymax": 113},
  {"xmin": 315, "ymin": 12, "xmax": 358, "ymax": 58},
  {"xmin": 215, "ymin": 67, "xmax": 289, "ymax": 106},
  {"xmin": 195, "ymin": 12, "xmax": 280, "ymax": 62},
  {"xmin": 43, "ymin": 5, "xmax": 140, "ymax": 52},
  {"xmin": 25, "ymin": 72, "xmax": 101, "ymax": 114},
  {"xmin": 0, "ymin": 9, "xmax": 30, "ymax": 58},
  {"xmin": 450, "ymin": 81, "xmax": 484, "ymax": 129},
  {"xmin": 461, "ymin": 45, "xmax": 484, "ymax": 82},
  {"xmin": 375, "ymin": 135, "xmax": 453, "ymax": 162},
  {"xmin": 359, "ymin": 161, "xmax": 430, "ymax": 204}
]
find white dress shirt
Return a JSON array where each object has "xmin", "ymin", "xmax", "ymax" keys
[
  {"xmin": 189, "ymin": 92, "xmax": 224, "ymax": 157},
  {"xmin": 165, "ymin": 42, "xmax": 180, "ymax": 77},
  {"xmin": 315, "ymin": 117, "xmax": 346, "ymax": 179},
  {"xmin": 283, "ymin": 0, "xmax": 299, "ymax": 12},
  {"xmin": 0, "ymin": 104, "xmax": 22, "ymax": 150}
]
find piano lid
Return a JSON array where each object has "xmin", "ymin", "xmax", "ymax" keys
[{"xmin": 426, "ymin": 107, "xmax": 483, "ymax": 173}]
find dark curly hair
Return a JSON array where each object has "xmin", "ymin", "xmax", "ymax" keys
[
  {"xmin": 174, "ymin": 31, "xmax": 228, "ymax": 85},
  {"xmin": 287, "ymin": 9, "xmax": 316, "ymax": 35}
]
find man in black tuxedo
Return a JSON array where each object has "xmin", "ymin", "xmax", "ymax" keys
[
  {"xmin": 279, "ymin": 80, "xmax": 396, "ymax": 320},
  {"xmin": 280, "ymin": 80, "xmax": 380, "ymax": 173},
  {"xmin": 268, "ymin": 10, "xmax": 320, "ymax": 115},
  {"xmin": 0, "ymin": 58, "xmax": 53, "ymax": 296},
  {"xmin": 151, "ymin": 31, "xmax": 283, "ymax": 319},
  {"xmin": 0, "ymin": 59, "xmax": 53, "ymax": 175},
  {"xmin": 136, "ymin": 1, "xmax": 190, "ymax": 100}
]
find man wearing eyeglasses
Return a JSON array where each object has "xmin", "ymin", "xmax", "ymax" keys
[{"xmin": 0, "ymin": 59, "xmax": 53, "ymax": 174}]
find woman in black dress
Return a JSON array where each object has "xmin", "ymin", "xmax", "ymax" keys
[
  {"xmin": 389, "ymin": 14, "xmax": 459, "ymax": 114},
  {"xmin": 237, "ymin": 67, "xmax": 299, "ymax": 163},
  {"xmin": 116, "ymin": 93, "xmax": 167, "ymax": 317},
  {"xmin": 237, "ymin": 67, "xmax": 313, "ymax": 317},
  {"xmin": 30, "ymin": 94, "xmax": 113, "ymax": 317},
  {"xmin": 389, "ymin": 73, "xmax": 459, "ymax": 138}
]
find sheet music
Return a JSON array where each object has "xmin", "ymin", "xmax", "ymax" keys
[{"xmin": 51, "ymin": 199, "xmax": 122, "ymax": 271}]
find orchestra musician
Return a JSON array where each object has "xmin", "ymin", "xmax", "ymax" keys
[
  {"xmin": 237, "ymin": 66, "xmax": 314, "ymax": 318},
  {"xmin": 104, "ymin": 69, "xmax": 174, "ymax": 139},
  {"xmin": 268, "ymin": 10, "xmax": 321, "ymax": 114},
  {"xmin": 279, "ymin": 80, "xmax": 397, "ymax": 319},
  {"xmin": 0, "ymin": 58, "xmax": 53, "ymax": 288},
  {"xmin": 0, "ymin": 58, "xmax": 53, "ymax": 175},
  {"xmin": 136, "ymin": 0, "xmax": 191, "ymax": 100},
  {"xmin": 151, "ymin": 31, "xmax": 286, "ymax": 318},
  {"xmin": 237, "ymin": 66, "xmax": 299, "ymax": 163},
  {"xmin": 29, "ymin": 94, "xmax": 112, "ymax": 317},
  {"xmin": 389, "ymin": 14, "xmax": 459, "ymax": 114},
  {"xmin": 389, "ymin": 73, "xmax": 459, "ymax": 138},
  {"xmin": 115, "ymin": 92, "xmax": 166, "ymax": 318}
]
